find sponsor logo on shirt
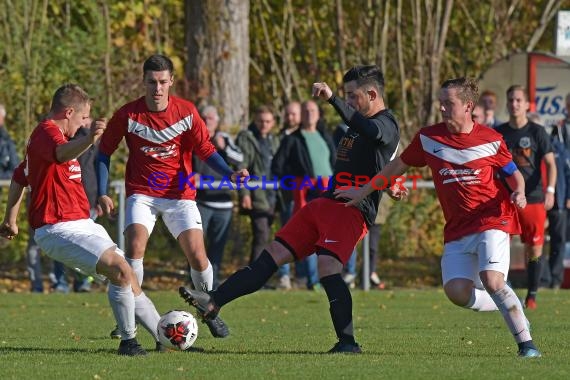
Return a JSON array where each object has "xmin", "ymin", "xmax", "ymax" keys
[
  {"xmin": 68, "ymin": 162, "xmax": 82, "ymax": 180},
  {"xmin": 141, "ymin": 144, "xmax": 178, "ymax": 159},
  {"xmin": 439, "ymin": 167, "xmax": 482, "ymax": 185}
]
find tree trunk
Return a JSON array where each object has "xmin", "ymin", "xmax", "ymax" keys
[{"xmin": 185, "ymin": 0, "xmax": 250, "ymax": 130}]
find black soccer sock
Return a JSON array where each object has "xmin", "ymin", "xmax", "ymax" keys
[
  {"xmin": 212, "ymin": 250, "xmax": 278, "ymax": 308},
  {"xmin": 527, "ymin": 258, "xmax": 541, "ymax": 299},
  {"xmin": 321, "ymin": 273, "xmax": 356, "ymax": 345}
]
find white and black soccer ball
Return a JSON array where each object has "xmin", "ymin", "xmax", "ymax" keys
[{"xmin": 157, "ymin": 310, "xmax": 198, "ymax": 350}]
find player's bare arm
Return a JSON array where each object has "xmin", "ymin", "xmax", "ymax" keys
[
  {"xmin": 0, "ymin": 181, "xmax": 26, "ymax": 240},
  {"xmin": 543, "ymin": 151, "xmax": 556, "ymax": 211},
  {"xmin": 56, "ymin": 118, "xmax": 107, "ymax": 162},
  {"xmin": 504, "ymin": 169, "xmax": 527, "ymax": 209},
  {"xmin": 98, "ymin": 195, "xmax": 116, "ymax": 219}
]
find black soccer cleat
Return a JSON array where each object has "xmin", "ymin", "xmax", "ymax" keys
[
  {"xmin": 155, "ymin": 341, "xmax": 172, "ymax": 353},
  {"xmin": 179, "ymin": 286, "xmax": 229, "ymax": 338},
  {"xmin": 117, "ymin": 338, "xmax": 147, "ymax": 356},
  {"xmin": 327, "ymin": 341, "xmax": 362, "ymax": 354},
  {"xmin": 110, "ymin": 325, "xmax": 121, "ymax": 339},
  {"xmin": 178, "ymin": 286, "xmax": 220, "ymax": 320},
  {"xmin": 205, "ymin": 316, "xmax": 230, "ymax": 338}
]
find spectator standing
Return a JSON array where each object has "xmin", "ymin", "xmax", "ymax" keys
[
  {"xmin": 193, "ymin": 105, "xmax": 243, "ymax": 289},
  {"xmin": 528, "ymin": 113, "xmax": 570, "ymax": 289},
  {"xmin": 480, "ymin": 90, "xmax": 503, "ymax": 128},
  {"xmin": 272, "ymin": 100, "xmax": 336, "ymax": 289}
]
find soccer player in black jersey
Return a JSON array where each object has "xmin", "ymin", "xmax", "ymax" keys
[{"xmin": 180, "ymin": 65, "xmax": 399, "ymax": 353}]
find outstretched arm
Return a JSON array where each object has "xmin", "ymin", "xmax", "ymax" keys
[
  {"xmin": 0, "ymin": 180, "xmax": 26, "ymax": 240},
  {"xmin": 334, "ymin": 157, "xmax": 410, "ymax": 206},
  {"xmin": 312, "ymin": 82, "xmax": 398, "ymax": 142},
  {"xmin": 205, "ymin": 152, "xmax": 249, "ymax": 183}
]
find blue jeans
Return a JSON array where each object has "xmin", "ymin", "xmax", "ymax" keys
[
  {"xmin": 27, "ymin": 234, "xmax": 89, "ymax": 293},
  {"xmin": 278, "ymin": 201, "xmax": 295, "ymax": 278},
  {"xmin": 198, "ymin": 203, "xmax": 233, "ymax": 289},
  {"xmin": 295, "ymin": 254, "xmax": 318, "ymax": 288},
  {"xmin": 345, "ymin": 249, "xmax": 358, "ymax": 276}
]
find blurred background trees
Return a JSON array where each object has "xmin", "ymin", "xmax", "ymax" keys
[{"xmin": 0, "ymin": 0, "xmax": 567, "ymax": 264}]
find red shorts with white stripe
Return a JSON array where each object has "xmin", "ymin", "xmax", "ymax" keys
[
  {"xmin": 275, "ymin": 197, "xmax": 368, "ymax": 264},
  {"xmin": 517, "ymin": 203, "xmax": 546, "ymax": 246}
]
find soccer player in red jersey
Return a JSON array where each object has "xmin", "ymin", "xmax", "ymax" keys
[
  {"xmin": 0, "ymin": 84, "xmax": 155, "ymax": 356},
  {"xmin": 335, "ymin": 77, "xmax": 541, "ymax": 358},
  {"xmin": 180, "ymin": 65, "xmax": 400, "ymax": 353},
  {"xmin": 96, "ymin": 55, "xmax": 247, "ymax": 339}
]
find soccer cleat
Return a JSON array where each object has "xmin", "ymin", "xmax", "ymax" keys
[
  {"xmin": 518, "ymin": 347, "xmax": 542, "ymax": 358},
  {"xmin": 155, "ymin": 341, "xmax": 172, "ymax": 353},
  {"xmin": 277, "ymin": 275, "xmax": 292, "ymax": 290},
  {"xmin": 117, "ymin": 338, "xmax": 147, "ymax": 356},
  {"xmin": 110, "ymin": 325, "xmax": 122, "ymax": 339},
  {"xmin": 525, "ymin": 297, "xmax": 537, "ymax": 310},
  {"xmin": 205, "ymin": 316, "xmax": 230, "ymax": 338},
  {"xmin": 328, "ymin": 341, "xmax": 362, "ymax": 354},
  {"xmin": 178, "ymin": 286, "xmax": 219, "ymax": 320},
  {"xmin": 178, "ymin": 286, "xmax": 230, "ymax": 338}
]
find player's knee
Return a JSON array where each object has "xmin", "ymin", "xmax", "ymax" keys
[
  {"xmin": 479, "ymin": 272, "xmax": 505, "ymax": 293},
  {"xmin": 443, "ymin": 280, "xmax": 471, "ymax": 307},
  {"xmin": 98, "ymin": 251, "xmax": 132, "ymax": 287}
]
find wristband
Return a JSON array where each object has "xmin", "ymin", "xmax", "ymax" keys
[{"xmin": 546, "ymin": 186, "xmax": 555, "ymax": 194}]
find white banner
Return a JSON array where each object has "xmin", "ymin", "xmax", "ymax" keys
[{"xmin": 556, "ymin": 10, "xmax": 570, "ymax": 56}]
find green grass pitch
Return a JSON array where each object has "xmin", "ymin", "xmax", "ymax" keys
[{"xmin": 0, "ymin": 289, "xmax": 569, "ymax": 379}]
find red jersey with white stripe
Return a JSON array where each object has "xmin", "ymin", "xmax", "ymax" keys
[
  {"xmin": 400, "ymin": 123, "xmax": 520, "ymax": 243},
  {"xmin": 99, "ymin": 96, "xmax": 216, "ymax": 199},
  {"xmin": 12, "ymin": 120, "xmax": 90, "ymax": 229}
]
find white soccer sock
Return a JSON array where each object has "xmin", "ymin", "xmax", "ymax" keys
[
  {"xmin": 107, "ymin": 284, "xmax": 136, "ymax": 340},
  {"xmin": 134, "ymin": 292, "xmax": 161, "ymax": 341},
  {"xmin": 126, "ymin": 257, "xmax": 144, "ymax": 287},
  {"xmin": 465, "ymin": 288, "xmax": 499, "ymax": 311},
  {"xmin": 191, "ymin": 261, "xmax": 214, "ymax": 291},
  {"xmin": 490, "ymin": 285, "xmax": 532, "ymax": 343}
]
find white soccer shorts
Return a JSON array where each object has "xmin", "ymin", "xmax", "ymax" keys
[
  {"xmin": 126, "ymin": 194, "xmax": 203, "ymax": 238},
  {"xmin": 34, "ymin": 218, "xmax": 122, "ymax": 276},
  {"xmin": 441, "ymin": 229, "xmax": 510, "ymax": 288}
]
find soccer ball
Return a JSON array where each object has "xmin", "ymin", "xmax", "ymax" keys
[{"xmin": 157, "ymin": 310, "xmax": 198, "ymax": 350}]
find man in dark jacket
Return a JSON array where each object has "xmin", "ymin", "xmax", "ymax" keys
[
  {"xmin": 537, "ymin": 117, "xmax": 570, "ymax": 289},
  {"xmin": 236, "ymin": 105, "xmax": 280, "ymax": 264},
  {"xmin": 272, "ymin": 100, "xmax": 336, "ymax": 290},
  {"xmin": 193, "ymin": 105, "xmax": 243, "ymax": 288}
]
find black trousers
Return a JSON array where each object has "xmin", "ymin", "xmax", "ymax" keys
[{"xmin": 540, "ymin": 209, "xmax": 567, "ymax": 288}]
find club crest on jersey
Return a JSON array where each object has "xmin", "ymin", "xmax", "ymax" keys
[{"xmin": 518, "ymin": 137, "xmax": 531, "ymax": 149}]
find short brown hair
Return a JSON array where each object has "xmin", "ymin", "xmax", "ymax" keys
[
  {"xmin": 50, "ymin": 84, "xmax": 90, "ymax": 113},
  {"xmin": 480, "ymin": 90, "xmax": 497, "ymax": 100},
  {"xmin": 506, "ymin": 85, "xmax": 528, "ymax": 101},
  {"xmin": 254, "ymin": 105, "xmax": 275, "ymax": 117},
  {"xmin": 441, "ymin": 77, "xmax": 479, "ymax": 104}
]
